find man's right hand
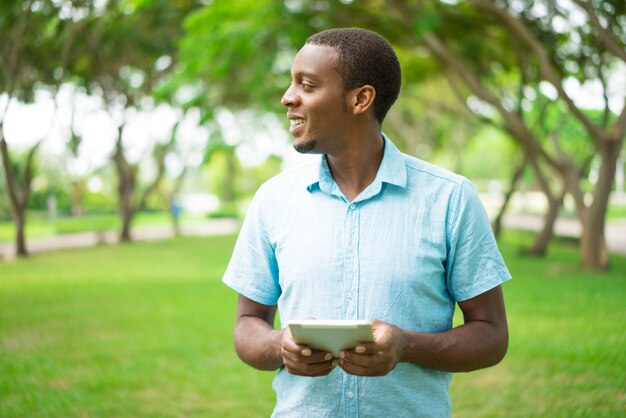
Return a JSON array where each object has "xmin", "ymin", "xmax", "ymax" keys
[{"xmin": 280, "ymin": 327, "xmax": 337, "ymax": 376}]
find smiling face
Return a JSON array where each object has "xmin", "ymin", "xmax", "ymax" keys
[{"xmin": 281, "ymin": 44, "xmax": 351, "ymax": 154}]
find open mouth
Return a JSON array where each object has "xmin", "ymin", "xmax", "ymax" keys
[{"xmin": 290, "ymin": 118, "xmax": 305, "ymax": 127}]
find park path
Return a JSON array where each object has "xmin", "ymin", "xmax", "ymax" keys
[
  {"xmin": 0, "ymin": 218, "xmax": 239, "ymax": 261},
  {"xmin": 1, "ymin": 215, "xmax": 626, "ymax": 261},
  {"xmin": 501, "ymin": 214, "xmax": 626, "ymax": 256}
]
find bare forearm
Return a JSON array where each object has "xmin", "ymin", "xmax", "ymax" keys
[
  {"xmin": 399, "ymin": 320, "xmax": 508, "ymax": 372},
  {"xmin": 234, "ymin": 316, "xmax": 284, "ymax": 371}
]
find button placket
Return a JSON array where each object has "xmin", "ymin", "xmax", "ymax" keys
[
  {"xmin": 342, "ymin": 202, "xmax": 360, "ymax": 417},
  {"xmin": 342, "ymin": 202, "xmax": 359, "ymax": 317}
]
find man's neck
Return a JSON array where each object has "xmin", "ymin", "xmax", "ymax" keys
[{"xmin": 326, "ymin": 129, "xmax": 384, "ymax": 202}]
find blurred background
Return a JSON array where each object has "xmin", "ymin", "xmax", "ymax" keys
[{"xmin": 1, "ymin": 0, "xmax": 625, "ymax": 417}]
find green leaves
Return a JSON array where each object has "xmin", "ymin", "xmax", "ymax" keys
[
  {"xmin": 177, "ymin": 0, "xmax": 290, "ymax": 110},
  {"xmin": 412, "ymin": 8, "xmax": 440, "ymax": 39}
]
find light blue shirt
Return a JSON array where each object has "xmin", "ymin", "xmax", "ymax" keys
[{"xmin": 223, "ymin": 135, "xmax": 511, "ymax": 417}]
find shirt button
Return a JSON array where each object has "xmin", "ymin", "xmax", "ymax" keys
[
  {"xmin": 346, "ymin": 391, "xmax": 354, "ymax": 399},
  {"xmin": 348, "ymin": 204, "xmax": 356, "ymax": 210}
]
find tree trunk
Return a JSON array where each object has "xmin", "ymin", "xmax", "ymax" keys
[
  {"xmin": 69, "ymin": 181, "xmax": 83, "ymax": 217},
  {"xmin": 113, "ymin": 123, "xmax": 137, "ymax": 243},
  {"xmin": 527, "ymin": 189, "xmax": 565, "ymax": 256},
  {"xmin": 120, "ymin": 204, "xmax": 133, "ymax": 242},
  {"xmin": 118, "ymin": 168, "xmax": 135, "ymax": 242},
  {"xmin": 0, "ymin": 133, "xmax": 24, "ymax": 257},
  {"xmin": 1, "ymin": 124, "xmax": 39, "ymax": 258},
  {"xmin": 223, "ymin": 150, "xmax": 237, "ymax": 203},
  {"xmin": 520, "ymin": 153, "xmax": 565, "ymax": 256},
  {"xmin": 578, "ymin": 140, "xmax": 621, "ymax": 270},
  {"xmin": 580, "ymin": 212, "xmax": 608, "ymax": 271},
  {"xmin": 493, "ymin": 155, "xmax": 526, "ymax": 238},
  {"xmin": 15, "ymin": 209, "xmax": 27, "ymax": 257}
]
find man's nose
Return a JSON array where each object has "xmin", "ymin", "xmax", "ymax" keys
[{"xmin": 281, "ymin": 84, "xmax": 299, "ymax": 107}]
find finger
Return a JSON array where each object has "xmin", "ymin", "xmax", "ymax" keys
[
  {"xmin": 340, "ymin": 350, "xmax": 377, "ymax": 367},
  {"xmin": 283, "ymin": 326, "xmax": 334, "ymax": 360},
  {"xmin": 281, "ymin": 347, "xmax": 302, "ymax": 363},
  {"xmin": 309, "ymin": 351, "xmax": 334, "ymax": 362},
  {"xmin": 299, "ymin": 350, "xmax": 334, "ymax": 364},
  {"xmin": 281, "ymin": 335, "xmax": 315, "ymax": 359},
  {"xmin": 285, "ymin": 358, "xmax": 336, "ymax": 376},
  {"xmin": 287, "ymin": 368, "xmax": 334, "ymax": 377},
  {"xmin": 281, "ymin": 333, "xmax": 305, "ymax": 352},
  {"xmin": 282, "ymin": 347, "xmax": 333, "ymax": 365},
  {"xmin": 351, "ymin": 342, "xmax": 379, "ymax": 354},
  {"xmin": 338, "ymin": 358, "xmax": 388, "ymax": 377},
  {"xmin": 300, "ymin": 348, "xmax": 333, "ymax": 360},
  {"xmin": 337, "ymin": 358, "xmax": 370, "ymax": 376}
]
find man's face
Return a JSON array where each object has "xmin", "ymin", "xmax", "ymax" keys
[{"xmin": 281, "ymin": 44, "xmax": 350, "ymax": 154}]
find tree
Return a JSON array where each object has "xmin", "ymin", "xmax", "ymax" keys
[
  {"xmin": 385, "ymin": 77, "xmax": 483, "ymax": 173},
  {"xmin": 67, "ymin": 0, "xmax": 199, "ymax": 241},
  {"xmin": 413, "ymin": 0, "xmax": 625, "ymax": 269},
  {"xmin": 0, "ymin": 0, "xmax": 91, "ymax": 256}
]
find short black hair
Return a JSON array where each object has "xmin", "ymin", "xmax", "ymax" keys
[{"xmin": 306, "ymin": 27, "xmax": 401, "ymax": 124}]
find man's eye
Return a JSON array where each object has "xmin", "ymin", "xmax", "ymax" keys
[{"xmin": 301, "ymin": 83, "xmax": 314, "ymax": 90}]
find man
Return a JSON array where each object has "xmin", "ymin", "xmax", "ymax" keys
[{"xmin": 223, "ymin": 28, "xmax": 510, "ymax": 417}]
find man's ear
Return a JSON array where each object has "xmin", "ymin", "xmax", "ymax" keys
[{"xmin": 350, "ymin": 85, "xmax": 376, "ymax": 115}]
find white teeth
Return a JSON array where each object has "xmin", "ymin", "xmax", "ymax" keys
[{"xmin": 290, "ymin": 118, "xmax": 305, "ymax": 126}]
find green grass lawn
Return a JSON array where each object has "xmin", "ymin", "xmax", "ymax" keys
[
  {"xmin": 450, "ymin": 232, "xmax": 626, "ymax": 417},
  {"xmin": 1, "ymin": 232, "xmax": 624, "ymax": 417}
]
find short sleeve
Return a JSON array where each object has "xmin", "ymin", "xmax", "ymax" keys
[
  {"xmin": 222, "ymin": 188, "xmax": 281, "ymax": 306},
  {"xmin": 446, "ymin": 179, "xmax": 511, "ymax": 301}
]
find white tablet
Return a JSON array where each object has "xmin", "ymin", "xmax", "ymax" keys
[{"xmin": 288, "ymin": 319, "xmax": 374, "ymax": 357}]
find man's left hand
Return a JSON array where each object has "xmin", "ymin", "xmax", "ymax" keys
[{"xmin": 337, "ymin": 319, "xmax": 406, "ymax": 376}]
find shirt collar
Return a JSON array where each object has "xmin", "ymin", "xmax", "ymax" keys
[
  {"xmin": 305, "ymin": 133, "xmax": 407, "ymax": 197},
  {"xmin": 377, "ymin": 133, "xmax": 408, "ymax": 189}
]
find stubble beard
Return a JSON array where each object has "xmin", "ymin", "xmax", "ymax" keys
[{"xmin": 293, "ymin": 138, "xmax": 317, "ymax": 154}]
